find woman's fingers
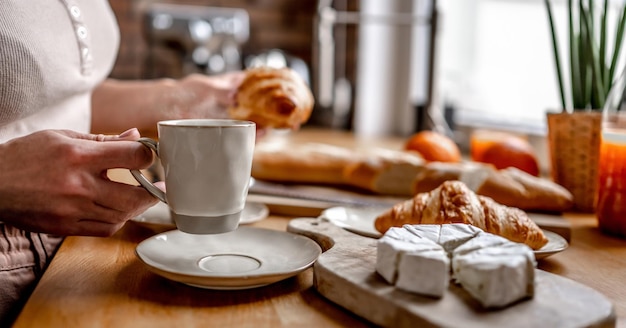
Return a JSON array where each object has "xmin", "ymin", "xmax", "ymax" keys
[
  {"xmin": 94, "ymin": 180, "xmax": 158, "ymax": 214},
  {"xmin": 52, "ymin": 129, "xmax": 154, "ymax": 171},
  {"xmin": 74, "ymin": 219, "xmax": 127, "ymax": 237}
]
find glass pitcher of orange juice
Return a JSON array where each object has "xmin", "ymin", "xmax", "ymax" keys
[{"xmin": 597, "ymin": 69, "xmax": 626, "ymax": 237}]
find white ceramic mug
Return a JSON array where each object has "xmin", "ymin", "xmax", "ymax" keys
[{"xmin": 131, "ymin": 119, "xmax": 256, "ymax": 234}]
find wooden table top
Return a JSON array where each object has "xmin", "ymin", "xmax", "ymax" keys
[{"xmin": 13, "ymin": 128, "xmax": 626, "ymax": 327}]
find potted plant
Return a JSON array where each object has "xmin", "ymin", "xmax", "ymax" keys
[{"xmin": 543, "ymin": 0, "xmax": 626, "ymax": 212}]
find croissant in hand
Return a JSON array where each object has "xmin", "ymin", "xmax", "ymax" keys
[
  {"xmin": 228, "ymin": 67, "xmax": 314, "ymax": 130},
  {"xmin": 374, "ymin": 180, "xmax": 549, "ymax": 250}
]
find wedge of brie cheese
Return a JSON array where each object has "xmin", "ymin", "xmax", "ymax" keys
[
  {"xmin": 376, "ymin": 233, "xmax": 424, "ymax": 284},
  {"xmin": 375, "ymin": 227, "xmax": 446, "ymax": 293},
  {"xmin": 453, "ymin": 232, "xmax": 510, "ymax": 256},
  {"xmin": 395, "ymin": 247, "xmax": 449, "ymax": 297},
  {"xmin": 435, "ymin": 224, "xmax": 483, "ymax": 253},
  {"xmin": 452, "ymin": 239, "xmax": 535, "ymax": 308},
  {"xmin": 376, "ymin": 223, "xmax": 536, "ymax": 309},
  {"xmin": 402, "ymin": 224, "xmax": 440, "ymax": 243}
]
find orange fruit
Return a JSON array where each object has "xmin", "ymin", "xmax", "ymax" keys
[
  {"xmin": 470, "ymin": 130, "xmax": 520, "ymax": 162},
  {"xmin": 480, "ymin": 136, "xmax": 540, "ymax": 176},
  {"xmin": 404, "ymin": 131, "xmax": 461, "ymax": 162}
]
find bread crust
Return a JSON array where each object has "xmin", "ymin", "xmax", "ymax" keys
[
  {"xmin": 411, "ymin": 162, "xmax": 466, "ymax": 194},
  {"xmin": 251, "ymin": 142, "xmax": 574, "ymax": 212},
  {"xmin": 374, "ymin": 181, "xmax": 549, "ymax": 250},
  {"xmin": 474, "ymin": 168, "xmax": 527, "ymax": 207},
  {"xmin": 343, "ymin": 149, "xmax": 425, "ymax": 195},
  {"xmin": 497, "ymin": 167, "xmax": 574, "ymax": 212},
  {"xmin": 229, "ymin": 67, "xmax": 314, "ymax": 129},
  {"xmin": 252, "ymin": 143, "xmax": 355, "ymax": 184}
]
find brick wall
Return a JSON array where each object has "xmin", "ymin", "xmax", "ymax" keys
[{"xmin": 108, "ymin": 0, "xmax": 316, "ymax": 79}]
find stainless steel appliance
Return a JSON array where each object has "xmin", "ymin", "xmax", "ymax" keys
[
  {"xmin": 143, "ymin": 4, "xmax": 249, "ymax": 78},
  {"xmin": 311, "ymin": 0, "xmax": 440, "ymax": 136}
]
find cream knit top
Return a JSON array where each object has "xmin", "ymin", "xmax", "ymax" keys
[{"xmin": 0, "ymin": 0, "xmax": 120, "ymax": 143}]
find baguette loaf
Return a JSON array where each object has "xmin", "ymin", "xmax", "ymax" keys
[
  {"xmin": 251, "ymin": 142, "xmax": 574, "ymax": 212},
  {"xmin": 251, "ymin": 142, "xmax": 356, "ymax": 185},
  {"xmin": 489, "ymin": 167, "xmax": 575, "ymax": 212},
  {"xmin": 344, "ymin": 154, "xmax": 573, "ymax": 212},
  {"xmin": 342, "ymin": 149, "xmax": 425, "ymax": 196}
]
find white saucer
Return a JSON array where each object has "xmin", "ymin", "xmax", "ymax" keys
[
  {"xmin": 135, "ymin": 227, "xmax": 321, "ymax": 289},
  {"xmin": 132, "ymin": 201, "xmax": 270, "ymax": 229},
  {"xmin": 320, "ymin": 206, "xmax": 569, "ymax": 259}
]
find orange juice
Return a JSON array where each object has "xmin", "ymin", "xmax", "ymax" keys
[{"xmin": 596, "ymin": 130, "xmax": 626, "ymax": 237}]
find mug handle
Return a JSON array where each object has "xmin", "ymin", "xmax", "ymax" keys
[{"xmin": 130, "ymin": 138, "xmax": 167, "ymax": 203}]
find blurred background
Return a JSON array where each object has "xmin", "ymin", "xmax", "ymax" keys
[
  {"xmin": 109, "ymin": 0, "xmax": 316, "ymax": 84},
  {"xmin": 107, "ymin": 0, "xmax": 625, "ymax": 165}
]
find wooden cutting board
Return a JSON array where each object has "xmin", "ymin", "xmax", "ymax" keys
[{"xmin": 287, "ymin": 218, "xmax": 615, "ymax": 328}]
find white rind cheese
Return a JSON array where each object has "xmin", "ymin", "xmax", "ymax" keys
[
  {"xmin": 375, "ymin": 227, "xmax": 446, "ymax": 292},
  {"xmin": 376, "ymin": 235, "xmax": 423, "ymax": 284},
  {"xmin": 452, "ymin": 241, "xmax": 536, "ymax": 308},
  {"xmin": 396, "ymin": 248, "xmax": 449, "ymax": 297},
  {"xmin": 376, "ymin": 223, "xmax": 536, "ymax": 309},
  {"xmin": 402, "ymin": 224, "xmax": 440, "ymax": 243},
  {"xmin": 453, "ymin": 232, "xmax": 510, "ymax": 256},
  {"xmin": 435, "ymin": 224, "xmax": 483, "ymax": 253}
]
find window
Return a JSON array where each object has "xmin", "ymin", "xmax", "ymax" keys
[{"xmin": 439, "ymin": 0, "xmax": 626, "ymax": 135}]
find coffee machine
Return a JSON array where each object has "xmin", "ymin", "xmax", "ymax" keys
[{"xmin": 143, "ymin": 4, "xmax": 249, "ymax": 78}]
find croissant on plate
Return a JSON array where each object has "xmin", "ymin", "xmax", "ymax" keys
[{"xmin": 374, "ymin": 180, "xmax": 549, "ymax": 250}]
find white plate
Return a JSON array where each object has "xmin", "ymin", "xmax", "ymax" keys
[
  {"xmin": 320, "ymin": 206, "xmax": 569, "ymax": 259},
  {"xmin": 135, "ymin": 227, "xmax": 321, "ymax": 289},
  {"xmin": 132, "ymin": 201, "xmax": 270, "ymax": 229},
  {"xmin": 534, "ymin": 230, "xmax": 569, "ymax": 259},
  {"xmin": 320, "ymin": 206, "xmax": 387, "ymax": 238}
]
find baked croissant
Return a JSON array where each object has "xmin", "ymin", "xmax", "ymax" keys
[
  {"xmin": 374, "ymin": 180, "xmax": 549, "ymax": 250},
  {"xmin": 228, "ymin": 66, "xmax": 314, "ymax": 129}
]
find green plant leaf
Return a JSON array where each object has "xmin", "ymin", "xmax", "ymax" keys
[
  {"xmin": 600, "ymin": 0, "xmax": 609, "ymax": 88},
  {"xmin": 545, "ymin": 0, "xmax": 625, "ymax": 111},
  {"xmin": 609, "ymin": 3, "xmax": 626, "ymax": 86},
  {"xmin": 580, "ymin": 1, "xmax": 606, "ymax": 108},
  {"xmin": 587, "ymin": 0, "xmax": 595, "ymax": 41},
  {"xmin": 545, "ymin": 0, "xmax": 568, "ymax": 110},
  {"xmin": 577, "ymin": 31, "xmax": 588, "ymax": 109},
  {"xmin": 575, "ymin": 32, "xmax": 585, "ymax": 109},
  {"xmin": 570, "ymin": 0, "xmax": 583, "ymax": 109}
]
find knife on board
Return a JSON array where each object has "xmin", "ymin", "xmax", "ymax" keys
[
  {"xmin": 247, "ymin": 178, "xmax": 406, "ymax": 217},
  {"xmin": 248, "ymin": 178, "xmax": 406, "ymax": 207}
]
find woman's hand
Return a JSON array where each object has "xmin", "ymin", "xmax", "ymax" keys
[
  {"xmin": 91, "ymin": 71, "xmax": 268, "ymax": 140},
  {"xmin": 0, "ymin": 128, "xmax": 158, "ymax": 236},
  {"xmin": 177, "ymin": 72, "xmax": 270, "ymax": 139},
  {"xmin": 171, "ymin": 71, "xmax": 245, "ymax": 121},
  {"xmin": 179, "ymin": 71, "xmax": 246, "ymax": 109}
]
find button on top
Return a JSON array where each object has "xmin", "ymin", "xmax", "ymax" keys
[
  {"xmin": 60, "ymin": 1, "xmax": 92, "ymax": 75},
  {"xmin": 70, "ymin": 6, "xmax": 81, "ymax": 18},
  {"xmin": 76, "ymin": 26, "xmax": 88, "ymax": 39}
]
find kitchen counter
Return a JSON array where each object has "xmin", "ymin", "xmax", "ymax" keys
[{"xmin": 13, "ymin": 128, "xmax": 626, "ymax": 327}]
